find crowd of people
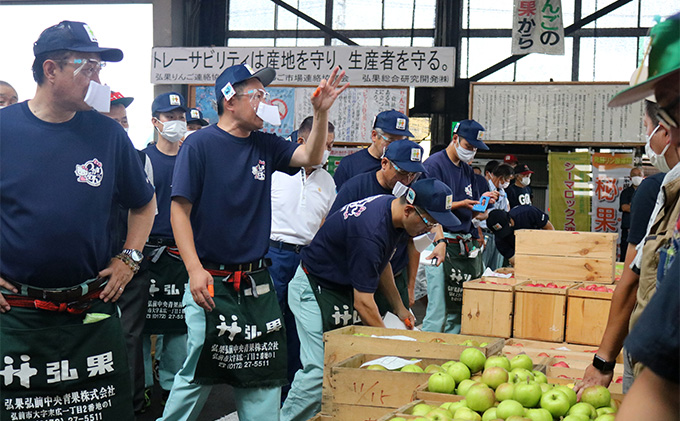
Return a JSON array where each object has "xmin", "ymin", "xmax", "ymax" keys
[{"xmin": 0, "ymin": 13, "xmax": 678, "ymax": 421}]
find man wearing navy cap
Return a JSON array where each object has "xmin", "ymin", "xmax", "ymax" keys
[
  {"xmin": 282, "ymin": 178, "xmax": 459, "ymax": 420},
  {"xmin": 103, "ymin": 91, "xmax": 134, "ymax": 130},
  {"xmin": 161, "ymin": 64, "xmax": 347, "ymax": 421},
  {"xmin": 0, "ymin": 21, "xmax": 155, "ymax": 418},
  {"xmin": 330, "ymin": 139, "xmax": 426, "ymax": 313},
  {"xmin": 421, "ymin": 119, "xmax": 496, "ymax": 334},
  {"xmin": 185, "ymin": 108, "xmax": 209, "ymax": 132},
  {"xmin": 487, "ymin": 207, "xmax": 554, "ymax": 265},
  {"xmin": 507, "ymin": 163, "xmax": 534, "ymax": 208},
  {"xmin": 333, "ymin": 109, "xmax": 413, "ymax": 190}
]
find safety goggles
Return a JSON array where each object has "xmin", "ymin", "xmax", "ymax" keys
[
  {"xmin": 414, "ymin": 206, "xmax": 439, "ymax": 229},
  {"xmin": 59, "ymin": 58, "xmax": 106, "ymax": 78},
  {"xmin": 391, "ymin": 161, "xmax": 421, "ymax": 182}
]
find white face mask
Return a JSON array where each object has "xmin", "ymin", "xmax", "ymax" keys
[
  {"xmin": 645, "ymin": 124, "xmax": 671, "ymax": 173},
  {"xmin": 631, "ymin": 176, "xmax": 643, "ymax": 187},
  {"xmin": 521, "ymin": 176, "xmax": 531, "ymax": 186},
  {"xmin": 312, "ymin": 150, "xmax": 331, "ymax": 169},
  {"xmin": 158, "ymin": 120, "xmax": 187, "ymax": 143},
  {"xmin": 123, "ymin": 127, "xmax": 129, "ymax": 133},
  {"xmin": 256, "ymin": 102, "xmax": 281, "ymax": 126},
  {"xmin": 501, "ymin": 181, "xmax": 510, "ymax": 189},
  {"xmin": 413, "ymin": 232, "xmax": 437, "ymax": 253},
  {"xmin": 83, "ymin": 81, "xmax": 111, "ymax": 112},
  {"xmin": 455, "ymin": 140, "xmax": 476, "ymax": 163}
]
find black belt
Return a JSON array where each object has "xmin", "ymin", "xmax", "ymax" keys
[
  {"xmin": 269, "ymin": 239, "xmax": 305, "ymax": 254},
  {"xmin": 147, "ymin": 237, "xmax": 176, "ymax": 247},
  {"xmin": 9, "ymin": 277, "xmax": 108, "ymax": 303},
  {"xmin": 202, "ymin": 258, "xmax": 271, "ymax": 273}
]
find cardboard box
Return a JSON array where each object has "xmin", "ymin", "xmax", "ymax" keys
[
  {"xmin": 513, "ymin": 281, "xmax": 578, "ymax": 342},
  {"xmin": 566, "ymin": 284, "xmax": 617, "ymax": 345},
  {"xmin": 514, "ymin": 230, "xmax": 617, "ymax": 284},
  {"xmin": 461, "ymin": 277, "xmax": 516, "ymax": 338}
]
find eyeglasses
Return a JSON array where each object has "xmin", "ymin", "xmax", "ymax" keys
[
  {"xmin": 656, "ymin": 96, "xmax": 679, "ymax": 128},
  {"xmin": 391, "ymin": 161, "xmax": 421, "ymax": 181},
  {"xmin": 59, "ymin": 58, "xmax": 106, "ymax": 78},
  {"xmin": 237, "ymin": 88, "xmax": 270, "ymax": 104},
  {"xmin": 414, "ymin": 206, "xmax": 439, "ymax": 229},
  {"xmin": 379, "ymin": 134, "xmax": 406, "ymax": 144}
]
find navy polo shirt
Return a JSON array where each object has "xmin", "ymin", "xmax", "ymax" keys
[
  {"xmin": 0, "ymin": 102, "xmax": 155, "ymax": 287},
  {"xmin": 619, "ymin": 185, "xmax": 636, "ymax": 229},
  {"xmin": 301, "ymin": 195, "xmax": 408, "ymax": 293},
  {"xmin": 333, "ymin": 148, "xmax": 381, "ymax": 191},
  {"xmin": 495, "ymin": 206, "xmax": 549, "ymax": 259},
  {"xmin": 329, "ymin": 171, "xmax": 409, "ymax": 273},
  {"xmin": 171, "ymin": 124, "xmax": 299, "ymax": 264},
  {"xmin": 423, "ymin": 150, "xmax": 478, "ymax": 237},
  {"xmin": 506, "ymin": 183, "xmax": 533, "ymax": 208},
  {"xmin": 628, "ymin": 173, "xmax": 665, "ymax": 245},
  {"xmin": 143, "ymin": 144, "xmax": 176, "ymax": 239}
]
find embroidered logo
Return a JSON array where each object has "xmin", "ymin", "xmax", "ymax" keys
[
  {"xmin": 169, "ymin": 95, "xmax": 181, "ymax": 106},
  {"xmin": 464, "ymin": 183, "xmax": 473, "ymax": 197},
  {"xmin": 74, "ymin": 158, "xmax": 103, "ymax": 187},
  {"xmin": 445, "ymin": 194, "xmax": 453, "ymax": 210},
  {"xmin": 395, "ymin": 118, "xmax": 406, "ymax": 130},
  {"xmin": 190, "ymin": 109, "xmax": 201, "ymax": 119},
  {"xmin": 252, "ymin": 159, "xmax": 266, "ymax": 181},
  {"xmin": 410, "ymin": 148, "xmax": 421, "ymax": 162},
  {"xmin": 341, "ymin": 196, "xmax": 380, "ymax": 219}
]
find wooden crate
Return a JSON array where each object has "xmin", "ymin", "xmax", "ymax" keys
[
  {"xmin": 461, "ymin": 278, "xmax": 515, "ymax": 338},
  {"xmin": 331, "ymin": 403, "xmax": 394, "ymax": 421},
  {"xmin": 376, "ymin": 399, "xmax": 466, "ymax": 421},
  {"xmin": 503, "ymin": 338, "xmax": 624, "ymax": 364},
  {"xmin": 306, "ymin": 414, "xmax": 332, "ymax": 421},
  {"xmin": 514, "ymin": 230, "xmax": 617, "ymax": 284},
  {"xmin": 329, "ymin": 354, "xmax": 455, "ymax": 408},
  {"xmin": 513, "ymin": 281, "xmax": 578, "ymax": 342},
  {"xmin": 566, "ymin": 284, "xmax": 617, "ymax": 345}
]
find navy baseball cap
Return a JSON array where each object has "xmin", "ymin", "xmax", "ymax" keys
[
  {"xmin": 110, "ymin": 91, "xmax": 133, "ymax": 108},
  {"xmin": 215, "ymin": 64, "xmax": 276, "ymax": 103},
  {"xmin": 286, "ymin": 130, "xmax": 299, "ymax": 142},
  {"xmin": 453, "ymin": 119, "xmax": 489, "ymax": 150},
  {"xmin": 384, "ymin": 139, "xmax": 426, "ymax": 173},
  {"xmin": 186, "ymin": 108, "xmax": 209, "ymax": 126},
  {"xmin": 374, "ymin": 110, "xmax": 414, "ymax": 137},
  {"xmin": 407, "ymin": 178, "xmax": 461, "ymax": 230},
  {"xmin": 487, "ymin": 209, "xmax": 513, "ymax": 239},
  {"xmin": 514, "ymin": 163, "xmax": 534, "ymax": 175},
  {"xmin": 33, "ymin": 21, "xmax": 123, "ymax": 62},
  {"xmin": 152, "ymin": 92, "xmax": 188, "ymax": 114}
]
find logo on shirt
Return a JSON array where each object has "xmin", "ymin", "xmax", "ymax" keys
[
  {"xmin": 74, "ymin": 158, "xmax": 103, "ymax": 187},
  {"xmin": 252, "ymin": 159, "xmax": 266, "ymax": 181},
  {"xmin": 341, "ymin": 196, "xmax": 379, "ymax": 220},
  {"xmin": 465, "ymin": 183, "xmax": 473, "ymax": 197}
]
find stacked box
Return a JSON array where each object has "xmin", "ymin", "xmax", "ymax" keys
[
  {"xmin": 566, "ymin": 283, "xmax": 617, "ymax": 345},
  {"xmin": 513, "ymin": 281, "xmax": 579, "ymax": 342},
  {"xmin": 461, "ymin": 277, "xmax": 518, "ymax": 338}
]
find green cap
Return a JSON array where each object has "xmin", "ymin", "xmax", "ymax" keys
[{"xmin": 609, "ymin": 13, "xmax": 680, "ymax": 107}]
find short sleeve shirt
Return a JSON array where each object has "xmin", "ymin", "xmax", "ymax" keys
[
  {"xmin": 171, "ymin": 124, "xmax": 299, "ymax": 264},
  {"xmin": 300, "ymin": 195, "xmax": 407, "ymax": 293},
  {"xmin": 619, "ymin": 186, "xmax": 636, "ymax": 229},
  {"xmin": 333, "ymin": 148, "xmax": 381, "ymax": 191},
  {"xmin": 143, "ymin": 144, "xmax": 176, "ymax": 238},
  {"xmin": 506, "ymin": 183, "xmax": 533, "ymax": 208},
  {"xmin": 0, "ymin": 102, "xmax": 155, "ymax": 287},
  {"xmin": 495, "ymin": 206, "xmax": 549, "ymax": 259},
  {"xmin": 628, "ymin": 173, "xmax": 665, "ymax": 245}
]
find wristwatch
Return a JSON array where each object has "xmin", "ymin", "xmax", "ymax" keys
[
  {"xmin": 433, "ymin": 238, "xmax": 448, "ymax": 247},
  {"xmin": 592, "ymin": 354, "xmax": 616, "ymax": 373},
  {"xmin": 122, "ymin": 248, "xmax": 144, "ymax": 264}
]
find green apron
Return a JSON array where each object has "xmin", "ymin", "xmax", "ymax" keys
[
  {"xmin": 373, "ymin": 269, "xmax": 410, "ymax": 317},
  {"xmin": 0, "ymin": 300, "xmax": 133, "ymax": 421},
  {"xmin": 194, "ymin": 269, "xmax": 288, "ymax": 388},
  {"xmin": 305, "ymin": 270, "xmax": 361, "ymax": 332},
  {"xmin": 443, "ymin": 236, "xmax": 483, "ymax": 312},
  {"xmin": 143, "ymin": 246, "xmax": 188, "ymax": 334}
]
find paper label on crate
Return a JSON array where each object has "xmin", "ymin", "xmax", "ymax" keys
[
  {"xmin": 360, "ymin": 356, "xmax": 422, "ymax": 370},
  {"xmin": 482, "ymin": 267, "xmax": 513, "ymax": 278},
  {"xmin": 382, "ymin": 311, "xmax": 420, "ymax": 331},
  {"xmin": 370, "ymin": 335, "xmax": 418, "ymax": 342}
]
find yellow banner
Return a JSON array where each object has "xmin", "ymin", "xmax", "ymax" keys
[{"xmin": 548, "ymin": 152, "xmax": 591, "ymax": 231}]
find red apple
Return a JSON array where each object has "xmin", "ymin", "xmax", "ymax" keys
[{"xmin": 552, "ymin": 361, "xmax": 570, "ymax": 368}]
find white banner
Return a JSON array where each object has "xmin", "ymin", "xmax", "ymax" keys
[
  {"xmin": 512, "ymin": 0, "xmax": 565, "ymax": 55},
  {"xmin": 151, "ymin": 46, "xmax": 455, "ymax": 87}
]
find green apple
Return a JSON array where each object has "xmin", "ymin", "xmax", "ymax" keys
[
  {"xmin": 481, "ymin": 366, "xmax": 509, "ymax": 389},
  {"xmin": 426, "ymin": 407, "xmax": 454, "ymax": 421},
  {"xmin": 524, "ymin": 408, "xmax": 553, "ymax": 421},
  {"xmin": 495, "ymin": 382, "xmax": 515, "ymax": 401},
  {"xmin": 428, "ymin": 372, "xmax": 456, "ymax": 394},
  {"xmin": 554, "ymin": 385, "xmax": 577, "ymax": 407},
  {"xmin": 366, "ymin": 364, "xmax": 387, "ymax": 370},
  {"xmin": 460, "ymin": 347, "xmax": 487, "ymax": 373},
  {"xmin": 510, "ymin": 368, "xmax": 534, "ymax": 383},
  {"xmin": 506, "ymin": 416, "xmax": 531, "ymax": 421},
  {"xmin": 484, "ymin": 355, "xmax": 512, "ymax": 372},
  {"xmin": 531, "ymin": 370, "xmax": 547, "ymax": 384},
  {"xmin": 510, "ymin": 354, "xmax": 534, "ymax": 371},
  {"xmin": 466, "ymin": 383, "xmax": 496, "ymax": 412},
  {"xmin": 426, "ymin": 364, "xmax": 445, "ymax": 373},
  {"xmin": 389, "ymin": 418, "xmax": 408, "ymax": 421},
  {"xmin": 496, "ymin": 399, "xmax": 525, "ymax": 419},
  {"xmin": 596, "ymin": 407, "xmax": 616, "ymax": 416},
  {"xmin": 412, "ymin": 418, "xmax": 428, "ymax": 421},
  {"xmin": 411, "ymin": 403, "xmax": 433, "ymax": 416},
  {"xmin": 453, "ymin": 407, "xmax": 482, "ymax": 421},
  {"xmin": 441, "ymin": 360, "xmax": 457, "ymax": 371},
  {"xmin": 401, "ymin": 364, "xmax": 425, "ymax": 373},
  {"xmin": 456, "ymin": 379, "xmax": 478, "ymax": 396},
  {"xmin": 580, "ymin": 385, "xmax": 611, "ymax": 409},
  {"xmin": 538, "ymin": 383, "xmax": 552, "ymax": 394},
  {"xmin": 447, "ymin": 361, "xmax": 472, "ymax": 383},
  {"xmin": 513, "ymin": 380, "xmax": 542, "ymax": 408},
  {"xmin": 562, "ymin": 415, "xmax": 590, "ymax": 421},
  {"xmin": 594, "ymin": 414, "xmax": 616, "ymax": 421},
  {"xmin": 568, "ymin": 402, "xmax": 597, "ymax": 419},
  {"xmin": 481, "ymin": 407, "xmax": 498, "ymax": 421},
  {"xmin": 446, "ymin": 400, "xmax": 468, "ymax": 413},
  {"xmin": 539, "ymin": 389, "xmax": 570, "ymax": 418}
]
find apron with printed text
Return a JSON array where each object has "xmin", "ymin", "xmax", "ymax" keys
[
  {"xmin": 305, "ymin": 271, "xmax": 361, "ymax": 332},
  {"xmin": 373, "ymin": 269, "xmax": 410, "ymax": 317},
  {"xmin": 142, "ymin": 247, "xmax": 188, "ymax": 334},
  {"xmin": 443, "ymin": 237, "xmax": 483, "ymax": 312}
]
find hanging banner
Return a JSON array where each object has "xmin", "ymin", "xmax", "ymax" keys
[
  {"xmin": 591, "ymin": 152, "xmax": 634, "ymax": 256},
  {"xmin": 548, "ymin": 152, "xmax": 591, "ymax": 231},
  {"xmin": 512, "ymin": 0, "xmax": 565, "ymax": 55}
]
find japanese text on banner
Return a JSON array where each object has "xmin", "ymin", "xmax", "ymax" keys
[
  {"xmin": 512, "ymin": 0, "xmax": 565, "ymax": 55},
  {"xmin": 548, "ymin": 152, "xmax": 591, "ymax": 231}
]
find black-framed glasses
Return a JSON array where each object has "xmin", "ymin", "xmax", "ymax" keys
[
  {"xmin": 59, "ymin": 58, "xmax": 106, "ymax": 78},
  {"xmin": 657, "ymin": 95, "xmax": 679, "ymax": 128},
  {"xmin": 391, "ymin": 161, "xmax": 421, "ymax": 181},
  {"xmin": 414, "ymin": 206, "xmax": 439, "ymax": 229}
]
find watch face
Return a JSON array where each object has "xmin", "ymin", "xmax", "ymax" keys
[{"xmin": 125, "ymin": 249, "xmax": 143, "ymax": 263}]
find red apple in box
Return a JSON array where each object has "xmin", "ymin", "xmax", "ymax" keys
[
  {"xmin": 615, "ymin": 376, "xmax": 623, "ymax": 383},
  {"xmin": 538, "ymin": 352, "xmax": 550, "ymax": 357},
  {"xmin": 552, "ymin": 361, "xmax": 570, "ymax": 368}
]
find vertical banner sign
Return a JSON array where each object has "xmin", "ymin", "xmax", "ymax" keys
[
  {"xmin": 548, "ymin": 152, "xmax": 591, "ymax": 231},
  {"xmin": 591, "ymin": 153, "xmax": 634, "ymax": 257},
  {"xmin": 512, "ymin": 0, "xmax": 565, "ymax": 55}
]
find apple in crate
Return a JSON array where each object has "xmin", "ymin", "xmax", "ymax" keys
[
  {"xmin": 427, "ymin": 371, "xmax": 456, "ymax": 394},
  {"xmin": 580, "ymin": 385, "xmax": 611, "ymax": 408}
]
